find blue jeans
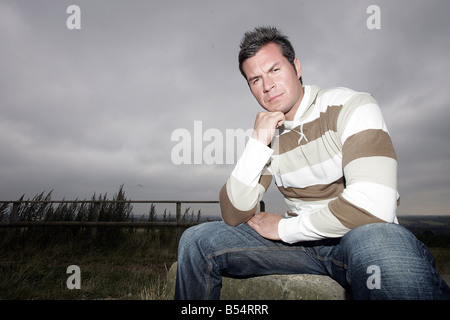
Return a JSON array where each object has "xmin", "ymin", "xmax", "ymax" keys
[{"xmin": 175, "ymin": 221, "xmax": 450, "ymax": 300}]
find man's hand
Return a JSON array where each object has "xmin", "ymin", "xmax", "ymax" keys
[
  {"xmin": 251, "ymin": 112, "xmax": 285, "ymax": 145},
  {"xmin": 247, "ymin": 212, "xmax": 283, "ymax": 240}
]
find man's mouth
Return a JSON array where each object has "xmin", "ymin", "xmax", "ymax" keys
[{"xmin": 268, "ymin": 93, "xmax": 283, "ymax": 103}]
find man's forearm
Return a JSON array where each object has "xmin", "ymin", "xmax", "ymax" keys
[{"xmin": 220, "ymin": 137, "xmax": 273, "ymax": 225}]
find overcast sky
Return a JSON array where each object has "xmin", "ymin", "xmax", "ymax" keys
[{"xmin": 1, "ymin": 0, "xmax": 449, "ymax": 216}]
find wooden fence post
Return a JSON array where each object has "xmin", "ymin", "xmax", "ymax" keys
[
  {"xmin": 91, "ymin": 201, "xmax": 100, "ymax": 237},
  {"xmin": 176, "ymin": 201, "xmax": 181, "ymax": 240},
  {"xmin": 7, "ymin": 202, "xmax": 21, "ymax": 240},
  {"xmin": 10, "ymin": 202, "xmax": 20, "ymax": 222},
  {"xmin": 259, "ymin": 200, "xmax": 265, "ymax": 212}
]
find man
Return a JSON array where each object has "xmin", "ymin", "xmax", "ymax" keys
[{"xmin": 175, "ymin": 26, "xmax": 450, "ymax": 299}]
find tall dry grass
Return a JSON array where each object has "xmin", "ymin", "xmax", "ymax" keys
[
  {"xmin": 0, "ymin": 186, "xmax": 203, "ymax": 300},
  {"xmin": 0, "ymin": 226, "xmax": 181, "ymax": 299}
]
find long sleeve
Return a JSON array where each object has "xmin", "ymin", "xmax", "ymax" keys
[{"xmin": 220, "ymin": 138, "xmax": 273, "ymax": 226}]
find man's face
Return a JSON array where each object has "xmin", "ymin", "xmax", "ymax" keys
[{"xmin": 242, "ymin": 43, "xmax": 303, "ymax": 120}]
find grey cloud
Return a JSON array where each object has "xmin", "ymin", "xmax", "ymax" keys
[{"xmin": 0, "ymin": 0, "xmax": 449, "ymax": 216}]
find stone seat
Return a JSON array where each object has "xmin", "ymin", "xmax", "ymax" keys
[{"xmin": 166, "ymin": 262, "xmax": 352, "ymax": 300}]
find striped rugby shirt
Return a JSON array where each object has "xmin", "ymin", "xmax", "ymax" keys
[{"xmin": 219, "ymin": 85, "xmax": 399, "ymax": 243}]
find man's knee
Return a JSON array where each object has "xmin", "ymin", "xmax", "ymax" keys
[
  {"xmin": 341, "ymin": 223, "xmax": 447, "ymax": 299},
  {"xmin": 178, "ymin": 223, "xmax": 209, "ymax": 250},
  {"xmin": 341, "ymin": 223, "xmax": 429, "ymax": 283},
  {"xmin": 178, "ymin": 221, "xmax": 225, "ymax": 256},
  {"xmin": 342, "ymin": 222, "xmax": 417, "ymax": 251},
  {"xmin": 342, "ymin": 223, "xmax": 428, "ymax": 262}
]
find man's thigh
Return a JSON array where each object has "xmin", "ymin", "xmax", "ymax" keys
[{"xmin": 185, "ymin": 221, "xmax": 331, "ymax": 277}]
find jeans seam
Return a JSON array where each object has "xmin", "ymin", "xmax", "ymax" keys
[
  {"xmin": 204, "ymin": 261, "xmax": 213, "ymax": 300},
  {"xmin": 207, "ymin": 245, "xmax": 306, "ymax": 260},
  {"xmin": 310, "ymin": 248, "xmax": 350, "ymax": 286}
]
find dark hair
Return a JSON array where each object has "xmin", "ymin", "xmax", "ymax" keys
[{"xmin": 238, "ymin": 26, "xmax": 300, "ymax": 83}]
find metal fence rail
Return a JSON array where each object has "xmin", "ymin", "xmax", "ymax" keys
[{"xmin": 0, "ymin": 200, "xmax": 265, "ymax": 228}]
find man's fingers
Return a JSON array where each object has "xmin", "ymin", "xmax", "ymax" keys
[
  {"xmin": 252, "ymin": 112, "xmax": 286, "ymax": 145},
  {"xmin": 247, "ymin": 212, "xmax": 282, "ymax": 241},
  {"xmin": 276, "ymin": 118, "xmax": 285, "ymax": 128}
]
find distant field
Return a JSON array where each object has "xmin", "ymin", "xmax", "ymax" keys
[{"xmin": 398, "ymin": 215, "xmax": 450, "ymax": 235}]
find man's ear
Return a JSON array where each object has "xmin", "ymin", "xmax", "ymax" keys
[{"xmin": 294, "ymin": 58, "xmax": 302, "ymax": 78}]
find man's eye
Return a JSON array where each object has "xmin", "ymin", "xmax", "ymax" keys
[
  {"xmin": 272, "ymin": 68, "xmax": 280, "ymax": 73},
  {"xmin": 252, "ymin": 78, "xmax": 260, "ymax": 85}
]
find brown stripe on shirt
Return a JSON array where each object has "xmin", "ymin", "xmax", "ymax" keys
[
  {"xmin": 328, "ymin": 194, "xmax": 386, "ymax": 229},
  {"xmin": 278, "ymin": 177, "xmax": 345, "ymax": 201},
  {"xmin": 342, "ymin": 129, "xmax": 397, "ymax": 168},
  {"xmin": 273, "ymin": 105, "xmax": 344, "ymax": 155},
  {"xmin": 259, "ymin": 167, "xmax": 273, "ymax": 190},
  {"xmin": 219, "ymin": 184, "xmax": 257, "ymax": 226}
]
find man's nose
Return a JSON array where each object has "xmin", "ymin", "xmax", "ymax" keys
[{"xmin": 263, "ymin": 77, "xmax": 275, "ymax": 93}]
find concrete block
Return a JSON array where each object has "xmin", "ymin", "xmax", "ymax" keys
[{"xmin": 167, "ymin": 262, "xmax": 351, "ymax": 300}]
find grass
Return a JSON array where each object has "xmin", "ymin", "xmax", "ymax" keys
[
  {"xmin": 0, "ymin": 187, "xmax": 198, "ymax": 300},
  {"xmin": 429, "ymin": 247, "xmax": 450, "ymax": 275},
  {"xmin": 0, "ymin": 228, "xmax": 180, "ymax": 300},
  {"xmin": 0, "ymin": 226, "xmax": 449, "ymax": 300}
]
